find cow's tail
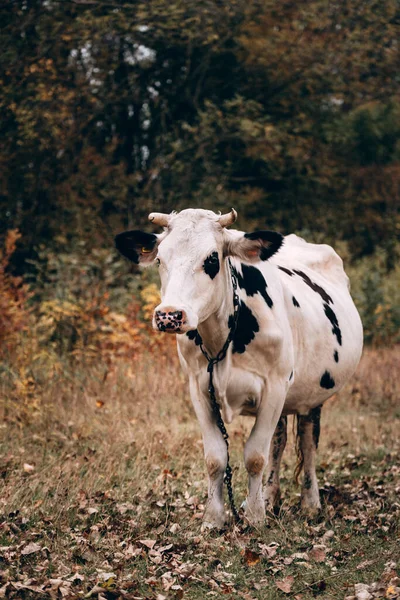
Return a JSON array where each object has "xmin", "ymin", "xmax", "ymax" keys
[{"xmin": 293, "ymin": 415, "xmax": 304, "ymax": 484}]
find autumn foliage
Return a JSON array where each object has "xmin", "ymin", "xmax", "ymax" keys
[{"xmin": 0, "ymin": 230, "xmax": 32, "ymax": 358}]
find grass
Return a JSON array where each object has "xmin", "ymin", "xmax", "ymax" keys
[{"xmin": 0, "ymin": 346, "xmax": 399, "ymax": 599}]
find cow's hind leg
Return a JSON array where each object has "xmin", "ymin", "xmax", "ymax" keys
[
  {"xmin": 264, "ymin": 415, "xmax": 287, "ymax": 512},
  {"xmin": 295, "ymin": 405, "xmax": 322, "ymax": 512}
]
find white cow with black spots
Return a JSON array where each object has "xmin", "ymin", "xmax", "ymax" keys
[{"xmin": 115, "ymin": 208, "xmax": 363, "ymax": 527}]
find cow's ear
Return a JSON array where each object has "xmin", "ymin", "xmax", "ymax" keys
[
  {"xmin": 225, "ymin": 230, "xmax": 284, "ymax": 262},
  {"xmin": 115, "ymin": 230, "xmax": 160, "ymax": 265}
]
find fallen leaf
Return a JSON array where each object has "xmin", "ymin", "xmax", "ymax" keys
[
  {"xmin": 309, "ymin": 545, "xmax": 326, "ymax": 562},
  {"xmin": 259, "ymin": 542, "xmax": 279, "ymax": 558},
  {"xmin": 292, "ymin": 552, "xmax": 309, "ymax": 561},
  {"xmin": 158, "ymin": 544, "xmax": 173, "ymax": 553},
  {"xmin": 97, "ymin": 572, "xmax": 116, "ymax": 582},
  {"xmin": 354, "ymin": 583, "xmax": 372, "ymax": 600},
  {"xmin": 243, "ymin": 548, "xmax": 261, "ymax": 566},
  {"xmin": 276, "ymin": 575, "xmax": 294, "ymax": 594},
  {"xmin": 116, "ymin": 502, "xmax": 134, "ymax": 514},
  {"xmin": 23, "ymin": 463, "xmax": 35, "ymax": 473},
  {"xmin": 321, "ymin": 529, "xmax": 335, "ymax": 543},
  {"xmin": 139, "ymin": 539, "xmax": 157, "ymax": 549},
  {"xmin": 87, "ymin": 507, "xmax": 99, "ymax": 515},
  {"xmin": 21, "ymin": 542, "xmax": 42, "ymax": 555},
  {"xmin": 11, "ymin": 582, "xmax": 45, "ymax": 593},
  {"xmin": 85, "ymin": 584, "xmax": 105, "ymax": 598}
]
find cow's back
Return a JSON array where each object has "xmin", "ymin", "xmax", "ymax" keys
[{"xmin": 273, "ymin": 234, "xmax": 349, "ymax": 288}]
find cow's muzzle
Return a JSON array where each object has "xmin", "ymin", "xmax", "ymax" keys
[{"xmin": 154, "ymin": 308, "xmax": 188, "ymax": 333}]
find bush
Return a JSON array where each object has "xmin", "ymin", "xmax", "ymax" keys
[
  {"xmin": 347, "ymin": 247, "xmax": 400, "ymax": 345},
  {"xmin": 0, "ymin": 230, "xmax": 32, "ymax": 359}
]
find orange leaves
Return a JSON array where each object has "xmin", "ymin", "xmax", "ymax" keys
[
  {"xmin": 140, "ymin": 283, "xmax": 161, "ymax": 321},
  {"xmin": 0, "ymin": 230, "xmax": 32, "ymax": 359},
  {"xmin": 242, "ymin": 548, "xmax": 261, "ymax": 566},
  {"xmin": 1, "ymin": 232, "xmax": 178, "ymax": 425}
]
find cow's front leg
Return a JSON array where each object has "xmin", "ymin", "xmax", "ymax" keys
[
  {"xmin": 264, "ymin": 415, "xmax": 287, "ymax": 512},
  {"xmin": 189, "ymin": 378, "xmax": 227, "ymax": 529},
  {"xmin": 244, "ymin": 383, "xmax": 286, "ymax": 526}
]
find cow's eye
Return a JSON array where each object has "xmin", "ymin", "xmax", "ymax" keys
[
  {"xmin": 155, "ymin": 257, "xmax": 161, "ymax": 266},
  {"xmin": 203, "ymin": 252, "xmax": 220, "ymax": 279}
]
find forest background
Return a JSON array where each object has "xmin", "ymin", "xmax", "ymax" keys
[
  {"xmin": 1, "ymin": 0, "xmax": 400, "ymax": 362},
  {"xmin": 0, "ymin": 2, "xmax": 400, "ymax": 598}
]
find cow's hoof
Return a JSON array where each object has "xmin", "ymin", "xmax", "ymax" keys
[
  {"xmin": 244, "ymin": 498, "xmax": 265, "ymax": 527},
  {"xmin": 202, "ymin": 509, "xmax": 226, "ymax": 530},
  {"xmin": 301, "ymin": 496, "xmax": 321, "ymax": 516},
  {"xmin": 264, "ymin": 486, "xmax": 281, "ymax": 514}
]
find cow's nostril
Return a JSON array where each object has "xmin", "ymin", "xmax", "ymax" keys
[{"xmin": 155, "ymin": 308, "xmax": 186, "ymax": 327}]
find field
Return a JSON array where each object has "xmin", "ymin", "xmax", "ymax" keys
[{"xmin": 1, "ymin": 346, "xmax": 399, "ymax": 600}]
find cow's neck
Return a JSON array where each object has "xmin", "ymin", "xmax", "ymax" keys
[{"xmin": 197, "ymin": 259, "xmax": 235, "ymax": 358}]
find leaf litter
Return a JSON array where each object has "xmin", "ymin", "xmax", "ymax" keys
[{"xmin": 1, "ymin": 350, "xmax": 399, "ymax": 599}]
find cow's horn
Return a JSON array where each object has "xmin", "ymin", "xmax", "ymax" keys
[
  {"xmin": 218, "ymin": 208, "xmax": 237, "ymax": 228},
  {"xmin": 148, "ymin": 212, "xmax": 170, "ymax": 227}
]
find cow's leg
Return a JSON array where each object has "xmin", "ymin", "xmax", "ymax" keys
[
  {"xmin": 296, "ymin": 405, "xmax": 322, "ymax": 511},
  {"xmin": 244, "ymin": 382, "xmax": 286, "ymax": 526},
  {"xmin": 263, "ymin": 415, "xmax": 287, "ymax": 512},
  {"xmin": 189, "ymin": 379, "xmax": 227, "ymax": 529}
]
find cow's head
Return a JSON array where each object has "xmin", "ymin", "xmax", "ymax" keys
[{"xmin": 115, "ymin": 209, "xmax": 283, "ymax": 334}]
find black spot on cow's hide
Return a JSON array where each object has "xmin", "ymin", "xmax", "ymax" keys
[
  {"xmin": 244, "ymin": 230, "xmax": 284, "ymax": 261},
  {"xmin": 304, "ymin": 472, "xmax": 312, "ymax": 490},
  {"xmin": 278, "ymin": 266, "xmax": 293, "ymax": 276},
  {"xmin": 203, "ymin": 251, "xmax": 220, "ymax": 279},
  {"xmin": 310, "ymin": 405, "xmax": 322, "ymax": 448},
  {"xmin": 320, "ymin": 370, "xmax": 335, "ymax": 389},
  {"xmin": 232, "ymin": 264, "xmax": 273, "ymax": 308},
  {"xmin": 228, "ymin": 301, "xmax": 259, "ymax": 354},
  {"xmin": 272, "ymin": 417, "xmax": 286, "ymax": 460},
  {"xmin": 293, "ymin": 269, "xmax": 333, "ymax": 304},
  {"xmin": 292, "ymin": 296, "xmax": 300, "ymax": 307},
  {"xmin": 186, "ymin": 329, "xmax": 202, "ymax": 346},
  {"xmin": 334, "ymin": 350, "xmax": 339, "ymax": 363},
  {"xmin": 323, "ymin": 303, "xmax": 342, "ymax": 346}
]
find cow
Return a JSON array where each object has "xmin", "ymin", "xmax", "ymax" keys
[{"xmin": 115, "ymin": 208, "xmax": 363, "ymax": 528}]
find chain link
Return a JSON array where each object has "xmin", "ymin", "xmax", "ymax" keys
[{"xmin": 200, "ymin": 261, "xmax": 241, "ymax": 522}]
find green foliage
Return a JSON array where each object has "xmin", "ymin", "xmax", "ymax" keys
[{"xmin": 347, "ymin": 247, "xmax": 400, "ymax": 345}]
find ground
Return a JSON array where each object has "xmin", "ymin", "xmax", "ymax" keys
[{"xmin": 1, "ymin": 347, "xmax": 399, "ymax": 599}]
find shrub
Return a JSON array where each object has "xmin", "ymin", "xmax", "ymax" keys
[
  {"xmin": 347, "ymin": 247, "xmax": 400, "ymax": 345},
  {"xmin": 0, "ymin": 230, "xmax": 32, "ymax": 359}
]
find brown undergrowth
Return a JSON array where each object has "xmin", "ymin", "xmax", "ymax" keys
[{"xmin": 1, "ymin": 346, "xmax": 399, "ymax": 599}]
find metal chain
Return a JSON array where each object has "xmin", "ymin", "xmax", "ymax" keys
[{"xmin": 199, "ymin": 261, "xmax": 241, "ymax": 522}]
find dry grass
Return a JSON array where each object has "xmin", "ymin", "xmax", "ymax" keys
[{"xmin": 0, "ymin": 346, "xmax": 399, "ymax": 599}]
